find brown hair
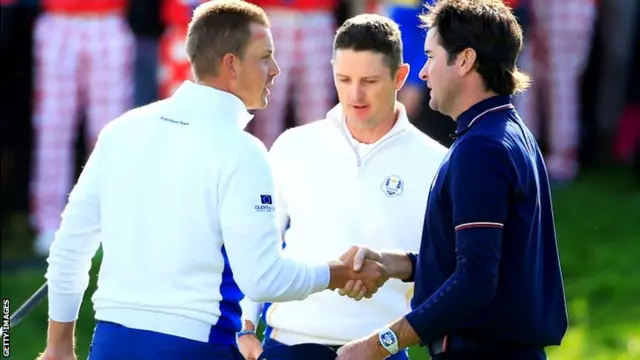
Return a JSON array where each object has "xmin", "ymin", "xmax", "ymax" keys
[
  {"xmin": 186, "ymin": 0, "xmax": 270, "ymax": 78},
  {"xmin": 420, "ymin": 0, "xmax": 530, "ymax": 95},
  {"xmin": 333, "ymin": 14, "xmax": 403, "ymax": 77}
]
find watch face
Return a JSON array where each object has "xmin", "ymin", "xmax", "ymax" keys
[{"xmin": 381, "ymin": 331, "xmax": 395, "ymax": 346}]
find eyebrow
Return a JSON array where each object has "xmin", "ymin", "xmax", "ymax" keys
[{"xmin": 335, "ymin": 73, "xmax": 381, "ymax": 80}]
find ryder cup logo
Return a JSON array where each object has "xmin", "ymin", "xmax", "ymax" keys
[{"xmin": 381, "ymin": 175, "xmax": 404, "ymax": 197}]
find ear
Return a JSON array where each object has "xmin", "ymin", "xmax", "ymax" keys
[
  {"xmin": 221, "ymin": 53, "xmax": 240, "ymax": 78},
  {"xmin": 457, "ymin": 48, "xmax": 477, "ymax": 76},
  {"xmin": 394, "ymin": 63, "xmax": 410, "ymax": 91}
]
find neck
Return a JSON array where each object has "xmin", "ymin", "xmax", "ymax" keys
[
  {"xmin": 347, "ymin": 104, "xmax": 398, "ymax": 144},
  {"xmin": 196, "ymin": 77, "xmax": 234, "ymax": 96},
  {"xmin": 450, "ymin": 89, "xmax": 499, "ymax": 121}
]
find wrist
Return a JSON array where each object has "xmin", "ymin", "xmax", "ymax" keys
[
  {"xmin": 380, "ymin": 252, "xmax": 412, "ymax": 281},
  {"xmin": 242, "ymin": 320, "xmax": 256, "ymax": 332},
  {"xmin": 47, "ymin": 320, "xmax": 76, "ymax": 352},
  {"xmin": 327, "ymin": 261, "xmax": 350, "ymax": 290},
  {"xmin": 368, "ymin": 333, "xmax": 391, "ymax": 359},
  {"xmin": 376, "ymin": 326, "xmax": 400, "ymax": 357}
]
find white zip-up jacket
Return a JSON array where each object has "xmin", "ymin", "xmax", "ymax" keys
[
  {"xmin": 44, "ymin": 81, "xmax": 330, "ymax": 344},
  {"xmin": 240, "ymin": 103, "xmax": 447, "ymax": 345}
]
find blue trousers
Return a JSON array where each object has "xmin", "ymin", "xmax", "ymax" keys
[
  {"xmin": 88, "ymin": 321, "xmax": 243, "ymax": 360},
  {"xmin": 263, "ymin": 336, "xmax": 410, "ymax": 360}
]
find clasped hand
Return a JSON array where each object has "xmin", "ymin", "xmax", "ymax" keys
[{"xmin": 338, "ymin": 246, "xmax": 388, "ymax": 301}]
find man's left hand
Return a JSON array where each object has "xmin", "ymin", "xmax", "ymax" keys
[{"xmin": 336, "ymin": 336, "xmax": 387, "ymax": 360}]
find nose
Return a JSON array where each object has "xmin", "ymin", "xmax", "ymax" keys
[
  {"xmin": 270, "ymin": 57, "xmax": 281, "ymax": 77},
  {"xmin": 348, "ymin": 84, "xmax": 365, "ymax": 103},
  {"xmin": 418, "ymin": 61, "xmax": 428, "ymax": 82}
]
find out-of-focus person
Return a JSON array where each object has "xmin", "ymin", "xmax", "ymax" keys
[
  {"xmin": 30, "ymin": 0, "xmax": 134, "ymax": 256},
  {"xmin": 247, "ymin": 0, "xmax": 339, "ymax": 149},
  {"xmin": 514, "ymin": 0, "xmax": 597, "ymax": 184}
]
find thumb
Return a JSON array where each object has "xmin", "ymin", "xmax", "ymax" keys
[{"xmin": 353, "ymin": 248, "xmax": 367, "ymax": 271}]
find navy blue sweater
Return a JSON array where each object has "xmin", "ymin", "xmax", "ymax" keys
[{"xmin": 404, "ymin": 95, "xmax": 568, "ymax": 347}]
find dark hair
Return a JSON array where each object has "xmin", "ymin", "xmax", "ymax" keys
[
  {"xmin": 420, "ymin": 0, "xmax": 530, "ymax": 95},
  {"xmin": 186, "ymin": 0, "xmax": 269, "ymax": 78},
  {"xmin": 333, "ymin": 14, "xmax": 403, "ymax": 76}
]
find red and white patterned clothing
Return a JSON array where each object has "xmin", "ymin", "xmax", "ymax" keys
[
  {"xmin": 30, "ymin": 4, "xmax": 134, "ymax": 239},
  {"xmin": 514, "ymin": 0, "xmax": 597, "ymax": 180}
]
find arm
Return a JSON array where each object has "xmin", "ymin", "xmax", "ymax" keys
[
  {"xmin": 402, "ymin": 138, "xmax": 512, "ymax": 345},
  {"xmin": 44, "ymin": 134, "xmax": 105, "ymax": 353},
  {"xmin": 339, "ymin": 139, "xmax": 512, "ymax": 357},
  {"xmin": 238, "ymin": 134, "xmax": 290, "ymax": 328},
  {"xmin": 219, "ymin": 137, "xmax": 365, "ymax": 303},
  {"xmin": 381, "ymin": 251, "xmax": 416, "ymax": 282}
]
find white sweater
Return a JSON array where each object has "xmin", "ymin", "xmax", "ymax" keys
[
  {"xmin": 44, "ymin": 81, "xmax": 330, "ymax": 343},
  {"xmin": 240, "ymin": 103, "xmax": 447, "ymax": 345}
]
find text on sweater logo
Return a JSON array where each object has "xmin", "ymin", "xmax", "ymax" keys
[{"xmin": 255, "ymin": 194, "xmax": 275, "ymax": 212}]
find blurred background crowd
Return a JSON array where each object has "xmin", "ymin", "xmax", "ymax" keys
[{"xmin": 0, "ymin": 1, "xmax": 638, "ymax": 359}]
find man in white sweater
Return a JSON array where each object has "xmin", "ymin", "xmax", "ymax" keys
[
  {"xmin": 238, "ymin": 14, "xmax": 447, "ymax": 360},
  {"xmin": 38, "ymin": 2, "xmax": 388, "ymax": 360}
]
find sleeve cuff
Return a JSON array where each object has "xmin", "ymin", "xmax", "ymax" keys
[
  {"xmin": 310, "ymin": 262, "xmax": 331, "ymax": 293},
  {"xmin": 47, "ymin": 290, "xmax": 84, "ymax": 322},
  {"xmin": 403, "ymin": 252, "xmax": 418, "ymax": 283},
  {"xmin": 240, "ymin": 298, "xmax": 263, "ymax": 327},
  {"xmin": 404, "ymin": 310, "xmax": 429, "ymax": 346}
]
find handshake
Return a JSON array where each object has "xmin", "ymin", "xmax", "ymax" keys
[{"xmin": 328, "ymin": 246, "xmax": 390, "ymax": 301}]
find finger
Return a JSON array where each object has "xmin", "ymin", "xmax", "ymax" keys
[
  {"xmin": 355, "ymin": 286, "xmax": 367, "ymax": 301},
  {"xmin": 348, "ymin": 280, "xmax": 363, "ymax": 298},
  {"xmin": 338, "ymin": 280, "xmax": 354, "ymax": 296},
  {"xmin": 340, "ymin": 245, "xmax": 360, "ymax": 262},
  {"xmin": 365, "ymin": 284, "xmax": 379, "ymax": 299},
  {"xmin": 353, "ymin": 248, "xmax": 367, "ymax": 271}
]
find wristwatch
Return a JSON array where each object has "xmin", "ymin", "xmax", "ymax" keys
[
  {"xmin": 236, "ymin": 326, "xmax": 256, "ymax": 339},
  {"xmin": 378, "ymin": 327, "xmax": 399, "ymax": 355}
]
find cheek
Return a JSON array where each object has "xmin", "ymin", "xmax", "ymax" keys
[
  {"xmin": 334, "ymin": 84, "xmax": 349, "ymax": 103},
  {"xmin": 429, "ymin": 62, "xmax": 447, "ymax": 89}
]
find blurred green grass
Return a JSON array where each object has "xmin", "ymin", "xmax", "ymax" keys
[{"xmin": 1, "ymin": 166, "xmax": 638, "ymax": 360}]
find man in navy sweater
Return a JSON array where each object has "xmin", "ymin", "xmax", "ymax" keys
[{"xmin": 335, "ymin": 1, "xmax": 568, "ymax": 359}]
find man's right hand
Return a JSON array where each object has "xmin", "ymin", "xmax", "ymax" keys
[
  {"xmin": 238, "ymin": 333, "xmax": 263, "ymax": 360},
  {"xmin": 336, "ymin": 246, "xmax": 415, "ymax": 299},
  {"xmin": 327, "ymin": 247, "xmax": 389, "ymax": 300}
]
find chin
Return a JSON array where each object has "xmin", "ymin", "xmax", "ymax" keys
[
  {"xmin": 428, "ymin": 98, "xmax": 439, "ymax": 112},
  {"xmin": 247, "ymin": 98, "xmax": 268, "ymax": 110}
]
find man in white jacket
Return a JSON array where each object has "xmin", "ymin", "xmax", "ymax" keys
[
  {"xmin": 39, "ymin": 2, "xmax": 388, "ymax": 360},
  {"xmin": 238, "ymin": 14, "xmax": 447, "ymax": 360}
]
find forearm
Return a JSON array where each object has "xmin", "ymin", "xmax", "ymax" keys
[
  {"xmin": 391, "ymin": 317, "xmax": 421, "ymax": 349},
  {"xmin": 224, "ymin": 225, "xmax": 331, "ymax": 302},
  {"xmin": 46, "ymin": 320, "xmax": 76, "ymax": 352},
  {"xmin": 45, "ymin": 192, "xmax": 101, "ymax": 321},
  {"xmin": 404, "ymin": 228, "xmax": 500, "ymax": 343},
  {"xmin": 404, "ymin": 270, "xmax": 496, "ymax": 344},
  {"xmin": 360, "ymin": 317, "xmax": 421, "ymax": 359},
  {"xmin": 380, "ymin": 251, "xmax": 415, "ymax": 281}
]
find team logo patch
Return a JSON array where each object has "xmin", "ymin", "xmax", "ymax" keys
[
  {"xmin": 255, "ymin": 194, "xmax": 275, "ymax": 212},
  {"xmin": 381, "ymin": 175, "xmax": 404, "ymax": 197}
]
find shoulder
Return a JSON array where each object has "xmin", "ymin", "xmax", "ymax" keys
[
  {"xmin": 98, "ymin": 100, "xmax": 169, "ymax": 140},
  {"xmin": 271, "ymin": 119, "xmax": 336, "ymax": 153},
  {"xmin": 405, "ymin": 126, "xmax": 449, "ymax": 158},
  {"xmin": 452, "ymin": 134, "xmax": 510, "ymax": 163},
  {"xmin": 230, "ymin": 131, "xmax": 270, "ymax": 163}
]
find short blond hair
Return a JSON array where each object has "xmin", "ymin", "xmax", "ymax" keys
[{"xmin": 186, "ymin": 0, "xmax": 270, "ymax": 78}]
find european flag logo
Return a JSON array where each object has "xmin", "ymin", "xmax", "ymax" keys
[{"xmin": 260, "ymin": 195, "xmax": 272, "ymax": 205}]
